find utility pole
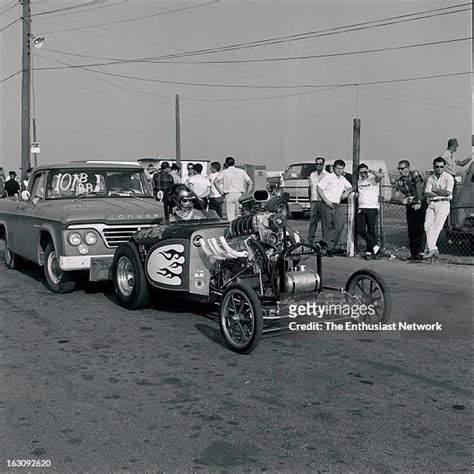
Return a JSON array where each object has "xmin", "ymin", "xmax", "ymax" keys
[
  {"xmin": 175, "ymin": 94, "xmax": 181, "ymax": 167},
  {"xmin": 21, "ymin": 0, "xmax": 31, "ymax": 182},
  {"xmin": 347, "ymin": 118, "xmax": 361, "ymax": 257}
]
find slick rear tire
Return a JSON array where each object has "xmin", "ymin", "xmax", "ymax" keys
[
  {"xmin": 44, "ymin": 241, "xmax": 76, "ymax": 294},
  {"xmin": 113, "ymin": 243, "xmax": 150, "ymax": 310}
]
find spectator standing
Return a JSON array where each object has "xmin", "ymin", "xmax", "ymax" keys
[
  {"xmin": 355, "ymin": 164, "xmax": 383, "ymax": 258},
  {"xmin": 21, "ymin": 166, "xmax": 33, "ymax": 191},
  {"xmin": 5, "ymin": 171, "xmax": 20, "ymax": 197},
  {"xmin": 441, "ymin": 138, "xmax": 472, "ymax": 176},
  {"xmin": 394, "ymin": 160, "xmax": 426, "ymax": 261},
  {"xmin": 422, "ymin": 157, "xmax": 454, "ymax": 259},
  {"xmin": 307, "ymin": 157, "xmax": 328, "ymax": 245},
  {"xmin": 170, "ymin": 164, "xmax": 182, "ymax": 184},
  {"xmin": 440, "ymin": 138, "xmax": 472, "ymax": 228},
  {"xmin": 317, "ymin": 159, "xmax": 353, "ymax": 255},
  {"xmin": 215, "ymin": 156, "xmax": 253, "ymax": 221},
  {"xmin": 188, "ymin": 163, "xmax": 211, "ymax": 208},
  {"xmin": 153, "ymin": 162, "xmax": 174, "ymax": 200},
  {"xmin": 208, "ymin": 161, "xmax": 224, "ymax": 218},
  {"xmin": 183, "ymin": 163, "xmax": 195, "ymax": 185}
]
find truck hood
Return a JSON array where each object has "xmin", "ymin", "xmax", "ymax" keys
[{"xmin": 39, "ymin": 198, "xmax": 164, "ymax": 225}]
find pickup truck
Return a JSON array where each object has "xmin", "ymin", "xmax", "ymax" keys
[{"xmin": 0, "ymin": 163, "xmax": 164, "ymax": 293}]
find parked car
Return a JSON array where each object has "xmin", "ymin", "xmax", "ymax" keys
[{"xmin": 0, "ymin": 163, "xmax": 164, "ymax": 293}]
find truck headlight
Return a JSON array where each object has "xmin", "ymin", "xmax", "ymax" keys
[
  {"xmin": 84, "ymin": 231, "xmax": 98, "ymax": 245},
  {"xmin": 68, "ymin": 232, "xmax": 82, "ymax": 246},
  {"xmin": 78, "ymin": 243, "xmax": 89, "ymax": 255}
]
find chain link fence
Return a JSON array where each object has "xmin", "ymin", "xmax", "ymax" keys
[{"xmin": 375, "ymin": 182, "xmax": 473, "ymax": 264}]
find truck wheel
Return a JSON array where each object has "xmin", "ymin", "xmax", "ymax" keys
[
  {"xmin": 219, "ymin": 283, "xmax": 263, "ymax": 354},
  {"xmin": 44, "ymin": 242, "xmax": 76, "ymax": 293},
  {"xmin": 345, "ymin": 269, "xmax": 391, "ymax": 324},
  {"xmin": 291, "ymin": 211, "xmax": 305, "ymax": 219},
  {"xmin": 2, "ymin": 233, "xmax": 17, "ymax": 269},
  {"xmin": 275, "ymin": 201, "xmax": 289, "ymax": 218},
  {"xmin": 113, "ymin": 243, "xmax": 150, "ymax": 310}
]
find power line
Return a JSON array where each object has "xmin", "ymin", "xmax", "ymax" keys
[
  {"xmin": 39, "ymin": 0, "xmax": 218, "ymax": 30},
  {"xmin": 0, "ymin": 17, "xmax": 19, "ymax": 32},
  {"xmin": 30, "ymin": 65, "xmax": 472, "ymax": 89},
  {"xmin": 0, "ymin": 48, "xmax": 20, "ymax": 64},
  {"xmin": 0, "ymin": 1, "xmax": 18, "ymax": 16},
  {"xmin": 31, "ymin": 1, "xmax": 125, "ymax": 18},
  {"xmin": 37, "ymin": 5, "xmax": 471, "ymax": 63},
  {"xmin": 33, "ymin": 22, "xmax": 171, "ymax": 105},
  {"xmin": 0, "ymin": 69, "xmax": 21, "ymax": 83},
  {"xmin": 138, "ymin": 7, "xmax": 472, "ymax": 61},
  {"xmin": 38, "ymin": 36, "xmax": 472, "ymax": 67},
  {"xmin": 37, "ymin": 8, "xmax": 472, "ymax": 106}
]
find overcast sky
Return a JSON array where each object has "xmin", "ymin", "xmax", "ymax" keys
[{"xmin": 0, "ymin": 0, "xmax": 472, "ymax": 174}]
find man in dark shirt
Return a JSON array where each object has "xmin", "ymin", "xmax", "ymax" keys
[
  {"xmin": 394, "ymin": 160, "xmax": 426, "ymax": 261},
  {"xmin": 5, "ymin": 171, "xmax": 20, "ymax": 197},
  {"xmin": 153, "ymin": 162, "xmax": 174, "ymax": 200}
]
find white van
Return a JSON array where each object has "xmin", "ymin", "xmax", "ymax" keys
[{"xmin": 281, "ymin": 159, "xmax": 390, "ymax": 218}]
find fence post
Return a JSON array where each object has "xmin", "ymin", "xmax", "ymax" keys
[{"xmin": 379, "ymin": 171, "xmax": 385, "ymax": 248}]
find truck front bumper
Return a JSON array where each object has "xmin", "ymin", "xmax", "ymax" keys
[
  {"xmin": 59, "ymin": 255, "xmax": 114, "ymax": 281},
  {"xmin": 289, "ymin": 203, "xmax": 311, "ymax": 212}
]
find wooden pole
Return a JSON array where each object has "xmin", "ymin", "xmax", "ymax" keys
[
  {"xmin": 32, "ymin": 118, "xmax": 37, "ymax": 167},
  {"xmin": 21, "ymin": 0, "xmax": 31, "ymax": 182},
  {"xmin": 175, "ymin": 94, "xmax": 181, "ymax": 167},
  {"xmin": 349, "ymin": 118, "xmax": 361, "ymax": 257}
]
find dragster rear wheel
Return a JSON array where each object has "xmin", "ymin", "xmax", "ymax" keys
[
  {"xmin": 219, "ymin": 283, "xmax": 263, "ymax": 354},
  {"xmin": 345, "ymin": 269, "xmax": 391, "ymax": 324}
]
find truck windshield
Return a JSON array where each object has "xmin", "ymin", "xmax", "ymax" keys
[
  {"xmin": 45, "ymin": 169, "xmax": 154, "ymax": 199},
  {"xmin": 283, "ymin": 164, "xmax": 317, "ymax": 180}
]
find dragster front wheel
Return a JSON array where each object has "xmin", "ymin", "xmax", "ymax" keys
[
  {"xmin": 113, "ymin": 243, "xmax": 150, "ymax": 310},
  {"xmin": 219, "ymin": 283, "xmax": 263, "ymax": 354},
  {"xmin": 345, "ymin": 269, "xmax": 391, "ymax": 324}
]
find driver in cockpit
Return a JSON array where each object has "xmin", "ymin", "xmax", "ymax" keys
[{"xmin": 169, "ymin": 185, "xmax": 207, "ymax": 221}]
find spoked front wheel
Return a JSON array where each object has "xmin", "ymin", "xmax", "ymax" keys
[
  {"xmin": 345, "ymin": 269, "xmax": 391, "ymax": 324},
  {"xmin": 219, "ymin": 283, "xmax": 263, "ymax": 354}
]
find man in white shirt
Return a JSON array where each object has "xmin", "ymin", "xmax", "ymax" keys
[
  {"xmin": 183, "ymin": 163, "xmax": 195, "ymax": 185},
  {"xmin": 440, "ymin": 138, "xmax": 472, "ymax": 228},
  {"xmin": 355, "ymin": 163, "xmax": 383, "ymax": 259},
  {"xmin": 215, "ymin": 156, "xmax": 253, "ymax": 221},
  {"xmin": 317, "ymin": 159, "xmax": 353, "ymax": 254},
  {"xmin": 440, "ymin": 138, "xmax": 472, "ymax": 177},
  {"xmin": 208, "ymin": 161, "xmax": 224, "ymax": 218},
  {"xmin": 422, "ymin": 156, "xmax": 454, "ymax": 259},
  {"xmin": 188, "ymin": 163, "xmax": 211, "ymax": 208},
  {"xmin": 307, "ymin": 156, "xmax": 328, "ymax": 245}
]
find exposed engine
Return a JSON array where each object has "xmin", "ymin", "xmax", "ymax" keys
[{"xmin": 200, "ymin": 190, "xmax": 321, "ymax": 296}]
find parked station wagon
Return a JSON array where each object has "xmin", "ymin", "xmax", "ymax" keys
[{"xmin": 0, "ymin": 163, "xmax": 164, "ymax": 293}]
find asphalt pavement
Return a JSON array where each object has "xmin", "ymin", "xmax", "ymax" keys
[{"xmin": 0, "ymin": 233, "xmax": 472, "ymax": 472}]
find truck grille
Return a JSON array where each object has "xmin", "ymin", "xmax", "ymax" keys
[
  {"xmin": 102, "ymin": 225, "xmax": 152, "ymax": 248},
  {"xmin": 288, "ymin": 196, "xmax": 309, "ymax": 203}
]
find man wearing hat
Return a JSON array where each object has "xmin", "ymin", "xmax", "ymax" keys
[
  {"xmin": 5, "ymin": 171, "xmax": 20, "ymax": 197},
  {"xmin": 153, "ymin": 162, "xmax": 174, "ymax": 200}
]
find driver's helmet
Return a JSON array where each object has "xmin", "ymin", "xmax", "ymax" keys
[{"xmin": 169, "ymin": 184, "xmax": 194, "ymax": 212}]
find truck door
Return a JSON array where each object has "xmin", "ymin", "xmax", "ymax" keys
[{"xmin": 15, "ymin": 172, "xmax": 46, "ymax": 262}]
